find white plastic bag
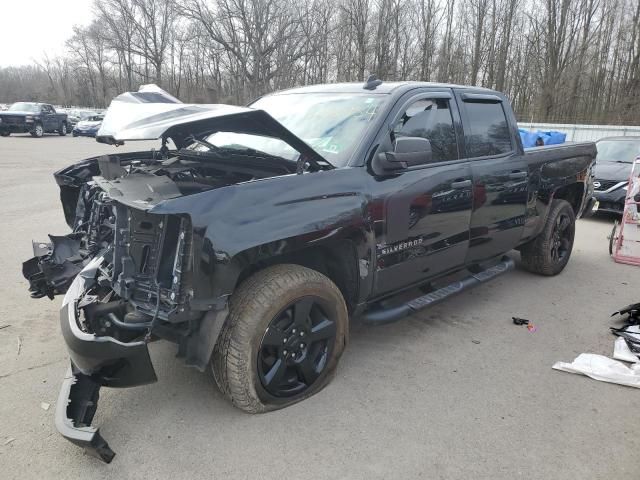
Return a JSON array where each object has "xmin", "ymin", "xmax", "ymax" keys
[{"xmin": 552, "ymin": 353, "xmax": 640, "ymax": 388}]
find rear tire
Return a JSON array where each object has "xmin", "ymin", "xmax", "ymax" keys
[
  {"xmin": 0, "ymin": 132, "xmax": 9, "ymax": 137},
  {"xmin": 211, "ymin": 264, "xmax": 348, "ymax": 413},
  {"xmin": 520, "ymin": 199, "xmax": 576, "ymax": 275}
]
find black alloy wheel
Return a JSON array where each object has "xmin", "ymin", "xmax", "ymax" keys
[
  {"xmin": 258, "ymin": 296, "xmax": 337, "ymax": 397},
  {"xmin": 519, "ymin": 199, "xmax": 575, "ymax": 275},
  {"xmin": 550, "ymin": 212, "xmax": 573, "ymax": 263},
  {"xmin": 211, "ymin": 264, "xmax": 348, "ymax": 413}
]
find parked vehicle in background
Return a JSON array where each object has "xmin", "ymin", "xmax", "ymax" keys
[
  {"xmin": 67, "ymin": 109, "xmax": 99, "ymax": 128},
  {"xmin": 22, "ymin": 82, "xmax": 596, "ymax": 462},
  {"xmin": 0, "ymin": 102, "xmax": 70, "ymax": 137},
  {"xmin": 593, "ymin": 137, "xmax": 640, "ymax": 214},
  {"xmin": 72, "ymin": 114, "xmax": 104, "ymax": 137}
]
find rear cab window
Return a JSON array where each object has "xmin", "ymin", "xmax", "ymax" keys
[{"xmin": 460, "ymin": 94, "xmax": 513, "ymax": 157}]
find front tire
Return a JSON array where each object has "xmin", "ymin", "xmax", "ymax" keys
[
  {"xmin": 58, "ymin": 123, "xmax": 67, "ymax": 136},
  {"xmin": 0, "ymin": 131, "xmax": 9, "ymax": 137},
  {"xmin": 212, "ymin": 264, "xmax": 348, "ymax": 413},
  {"xmin": 520, "ymin": 199, "xmax": 576, "ymax": 275},
  {"xmin": 30, "ymin": 123, "xmax": 44, "ymax": 138}
]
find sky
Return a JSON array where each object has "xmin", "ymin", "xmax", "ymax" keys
[{"xmin": 0, "ymin": 0, "xmax": 94, "ymax": 67}]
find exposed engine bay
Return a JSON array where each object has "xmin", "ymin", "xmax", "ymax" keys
[{"xmin": 22, "ymin": 146, "xmax": 298, "ymax": 342}]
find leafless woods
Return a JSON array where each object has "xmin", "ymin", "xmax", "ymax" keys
[{"xmin": 0, "ymin": 0, "xmax": 638, "ymax": 124}]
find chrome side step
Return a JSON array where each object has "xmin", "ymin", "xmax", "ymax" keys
[{"xmin": 362, "ymin": 257, "xmax": 515, "ymax": 325}]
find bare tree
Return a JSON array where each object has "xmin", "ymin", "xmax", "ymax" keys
[{"xmin": 0, "ymin": 0, "xmax": 638, "ymax": 124}]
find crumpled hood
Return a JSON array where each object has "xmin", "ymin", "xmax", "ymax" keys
[{"xmin": 96, "ymin": 84, "xmax": 333, "ymax": 169}]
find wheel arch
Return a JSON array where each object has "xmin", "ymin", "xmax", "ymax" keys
[
  {"xmin": 552, "ymin": 182, "xmax": 585, "ymax": 216},
  {"xmin": 233, "ymin": 236, "xmax": 362, "ymax": 315}
]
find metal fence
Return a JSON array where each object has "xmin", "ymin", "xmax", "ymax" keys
[{"xmin": 517, "ymin": 122, "xmax": 640, "ymax": 142}]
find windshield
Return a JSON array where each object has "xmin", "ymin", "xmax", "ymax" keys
[
  {"xmin": 195, "ymin": 131, "xmax": 298, "ymax": 161},
  {"xmin": 196, "ymin": 93, "xmax": 387, "ymax": 166},
  {"xmin": 596, "ymin": 139, "xmax": 640, "ymax": 163},
  {"xmin": 9, "ymin": 102, "xmax": 39, "ymax": 113},
  {"xmin": 251, "ymin": 93, "xmax": 387, "ymax": 166}
]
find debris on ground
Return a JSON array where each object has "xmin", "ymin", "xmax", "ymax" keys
[
  {"xmin": 553, "ymin": 301, "xmax": 640, "ymax": 387},
  {"xmin": 16, "ymin": 336, "xmax": 22, "ymax": 356},
  {"xmin": 611, "ymin": 302, "xmax": 640, "ymax": 323},
  {"xmin": 553, "ymin": 354, "xmax": 640, "ymax": 388},
  {"xmin": 513, "ymin": 317, "xmax": 537, "ymax": 332},
  {"xmin": 3, "ymin": 438, "xmax": 15, "ymax": 446},
  {"xmin": 610, "ymin": 324, "xmax": 640, "ymax": 359},
  {"xmin": 40, "ymin": 402, "xmax": 50, "ymax": 411},
  {"xmin": 0, "ymin": 324, "xmax": 10, "ymax": 330},
  {"xmin": 613, "ymin": 337, "xmax": 638, "ymax": 363}
]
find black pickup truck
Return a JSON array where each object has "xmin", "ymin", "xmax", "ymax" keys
[
  {"xmin": 23, "ymin": 81, "xmax": 596, "ymax": 462},
  {"xmin": 0, "ymin": 102, "xmax": 70, "ymax": 137}
]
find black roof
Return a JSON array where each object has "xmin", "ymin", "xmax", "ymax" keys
[{"xmin": 271, "ymin": 81, "xmax": 496, "ymax": 96}]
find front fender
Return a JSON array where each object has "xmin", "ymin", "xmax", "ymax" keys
[{"xmin": 151, "ymin": 168, "xmax": 374, "ymax": 304}]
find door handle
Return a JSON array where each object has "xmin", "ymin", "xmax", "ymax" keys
[
  {"xmin": 451, "ymin": 179, "xmax": 472, "ymax": 189},
  {"xmin": 509, "ymin": 171, "xmax": 527, "ymax": 180}
]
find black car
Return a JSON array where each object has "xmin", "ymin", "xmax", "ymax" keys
[
  {"xmin": 593, "ymin": 136, "xmax": 640, "ymax": 214},
  {"xmin": 23, "ymin": 81, "xmax": 596, "ymax": 462}
]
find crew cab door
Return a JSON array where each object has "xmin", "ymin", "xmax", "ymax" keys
[
  {"xmin": 41, "ymin": 105, "xmax": 56, "ymax": 131},
  {"xmin": 454, "ymin": 91, "xmax": 528, "ymax": 263},
  {"xmin": 370, "ymin": 91, "xmax": 473, "ymax": 296}
]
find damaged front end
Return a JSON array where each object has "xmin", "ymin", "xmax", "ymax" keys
[
  {"xmin": 22, "ymin": 157, "xmax": 222, "ymax": 461},
  {"xmin": 54, "ymin": 253, "xmax": 159, "ymax": 463},
  {"xmin": 30, "ymin": 175, "xmax": 197, "ymax": 462},
  {"xmin": 23, "ymin": 234, "xmax": 86, "ymax": 299},
  {"xmin": 22, "ymin": 84, "xmax": 332, "ymax": 462}
]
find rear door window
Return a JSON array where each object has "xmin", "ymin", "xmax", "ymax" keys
[{"xmin": 463, "ymin": 102, "xmax": 512, "ymax": 157}]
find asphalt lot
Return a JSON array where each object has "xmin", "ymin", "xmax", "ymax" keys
[{"xmin": 1, "ymin": 134, "xmax": 639, "ymax": 479}]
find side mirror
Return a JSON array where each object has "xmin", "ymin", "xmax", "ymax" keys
[{"xmin": 372, "ymin": 137, "xmax": 432, "ymax": 175}]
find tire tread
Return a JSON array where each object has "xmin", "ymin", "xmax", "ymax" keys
[
  {"xmin": 519, "ymin": 199, "xmax": 575, "ymax": 276},
  {"xmin": 211, "ymin": 264, "xmax": 347, "ymax": 413}
]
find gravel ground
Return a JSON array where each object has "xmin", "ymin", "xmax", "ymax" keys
[{"xmin": 1, "ymin": 134, "xmax": 639, "ymax": 480}]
